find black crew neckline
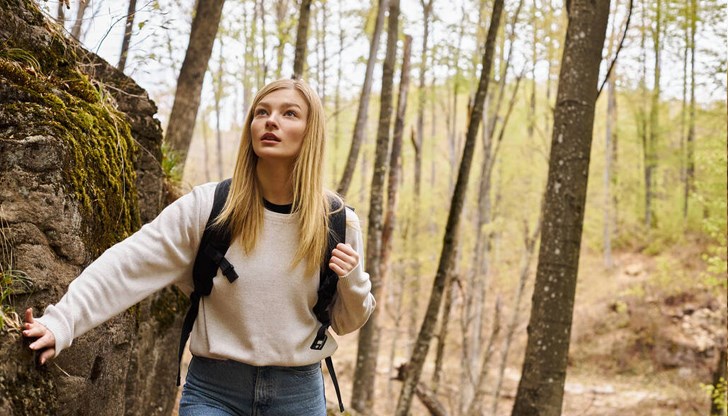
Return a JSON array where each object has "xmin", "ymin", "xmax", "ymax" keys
[{"xmin": 263, "ymin": 199, "xmax": 293, "ymax": 214}]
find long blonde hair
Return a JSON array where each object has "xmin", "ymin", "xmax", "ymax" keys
[{"xmin": 214, "ymin": 79, "xmax": 339, "ymax": 276}]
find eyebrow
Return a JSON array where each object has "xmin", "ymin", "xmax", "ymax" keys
[{"xmin": 255, "ymin": 101, "xmax": 304, "ymax": 111}]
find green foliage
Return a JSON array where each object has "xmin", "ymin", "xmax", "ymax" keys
[
  {"xmin": 0, "ymin": 220, "xmax": 31, "ymax": 332},
  {"xmin": 702, "ymin": 377, "xmax": 727, "ymax": 413},
  {"xmin": 161, "ymin": 141, "xmax": 183, "ymax": 184}
]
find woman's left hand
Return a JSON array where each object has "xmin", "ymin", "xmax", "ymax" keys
[{"xmin": 329, "ymin": 243, "xmax": 359, "ymax": 277}]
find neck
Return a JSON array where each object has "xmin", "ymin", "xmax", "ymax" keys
[{"xmin": 256, "ymin": 160, "xmax": 294, "ymax": 205}]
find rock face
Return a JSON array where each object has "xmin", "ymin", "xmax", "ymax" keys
[{"xmin": 0, "ymin": 0, "xmax": 185, "ymax": 414}]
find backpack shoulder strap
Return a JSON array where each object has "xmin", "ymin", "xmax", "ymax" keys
[
  {"xmin": 310, "ymin": 196, "xmax": 347, "ymax": 350},
  {"xmin": 177, "ymin": 178, "xmax": 237, "ymax": 385}
]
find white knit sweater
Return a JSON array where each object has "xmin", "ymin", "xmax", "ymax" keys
[{"xmin": 37, "ymin": 182, "xmax": 376, "ymax": 366}]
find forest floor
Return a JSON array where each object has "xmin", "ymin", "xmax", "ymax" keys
[{"xmin": 172, "ymin": 239, "xmax": 725, "ymax": 416}]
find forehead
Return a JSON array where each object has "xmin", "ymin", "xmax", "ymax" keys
[{"xmin": 258, "ymin": 88, "xmax": 308, "ymax": 111}]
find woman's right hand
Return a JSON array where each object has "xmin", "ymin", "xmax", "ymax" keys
[{"xmin": 23, "ymin": 308, "xmax": 56, "ymax": 365}]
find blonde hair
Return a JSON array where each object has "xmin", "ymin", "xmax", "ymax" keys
[{"xmin": 214, "ymin": 79, "xmax": 340, "ymax": 276}]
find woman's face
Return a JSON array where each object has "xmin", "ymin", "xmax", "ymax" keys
[{"xmin": 250, "ymin": 88, "xmax": 309, "ymax": 164}]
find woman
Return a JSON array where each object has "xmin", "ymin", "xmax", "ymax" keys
[{"xmin": 22, "ymin": 78, "xmax": 376, "ymax": 415}]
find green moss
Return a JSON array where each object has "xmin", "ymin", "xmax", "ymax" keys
[{"xmin": 0, "ymin": 21, "xmax": 141, "ymax": 255}]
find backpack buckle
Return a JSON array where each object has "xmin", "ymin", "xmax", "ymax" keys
[{"xmin": 310, "ymin": 324, "xmax": 328, "ymax": 350}]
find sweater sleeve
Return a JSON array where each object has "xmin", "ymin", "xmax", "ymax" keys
[
  {"xmin": 35, "ymin": 183, "xmax": 215, "ymax": 357},
  {"xmin": 329, "ymin": 208, "xmax": 376, "ymax": 336}
]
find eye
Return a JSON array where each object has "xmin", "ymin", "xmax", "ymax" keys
[
  {"xmin": 254, "ymin": 108, "xmax": 268, "ymax": 116},
  {"xmin": 284, "ymin": 110, "xmax": 298, "ymax": 117}
]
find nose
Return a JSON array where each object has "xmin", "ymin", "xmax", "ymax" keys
[{"xmin": 265, "ymin": 112, "xmax": 279, "ymax": 129}]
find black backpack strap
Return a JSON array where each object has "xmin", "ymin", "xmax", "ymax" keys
[
  {"xmin": 177, "ymin": 179, "xmax": 236, "ymax": 386},
  {"xmin": 311, "ymin": 196, "xmax": 347, "ymax": 412},
  {"xmin": 310, "ymin": 196, "xmax": 346, "ymax": 350},
  {"xmin": 326, "ymin": 356, "xmax": 344, "ymax": 412}
]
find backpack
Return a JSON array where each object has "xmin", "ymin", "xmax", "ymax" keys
[{"xmin": 176, "ymin": 178, "xmax": 347, "ymax": 412}]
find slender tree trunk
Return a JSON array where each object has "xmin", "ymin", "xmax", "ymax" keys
[
  {"xmin": 684, "ymin": 0, "xmax": 696, "ymax": 217},
  {"xmin": 381, "ymin": 39, "xmax": 412, "ymax": 409},
  {"xmin": 242, "ymin": 1, "xmax": 254, "ymax": 115},
  {"xmin": 380, "ymin": 35, "xmax": 412, "ymax": 283},
  {"xmin": 333, "ymin": 2, "xmax": 344, "ymax": 181},
  {"xmin": 491, "ymin": 217, "xmax": 542, "ymax": 415},
  {"xmin": 337, "ymin": 0, "xmax": 389, "ymax": 196},
  {"xmin": 351, "ymin": 0, "xmax": 400, "ymax": 412},
  {"xmin": 273, "ymin": 0, "xmax": 290, "ymax": 80},
  {"xmin": 292, "ymin": 0, "xmax": 312, "ymax": 79},
  {"xmin": 464, "ymin": 296, "xmax": 502, "ymax": 416},
  {"xmin": 56, "ymin": 0, "xmax": 66, "ymax": 24},
  {"xmin": 70, "ymin": 0, "xmax": 90, "ymax": 40},
  {"xmin": 319, "ymin": 1, "xmax": 328, "ymax": 105},
  {"xmin": 645, "ymin": 0, "xmax": 661, "ymax": 228},
  {"xmin": 410, "ymin": 0, "xmax": 432, "ymax": 353},
  {"xmin": 511, "ymin": 2, "xmax": 610, "ymax": 414},
  {"xmin": 117, "ymin": 0, "xmax": 137, "ymax": 72},
  {"xmin": 257, "ymin": 0, "xmax": 268, "ymax": 86},
  {"xmin": 394, "ymin": 1, "xmax": 504, "ymax": 414},
  {"xmin": 603, "ymin": 1, "xmax": 619, "ymax": 269},
  {"xmin": 528, "ymin": 0, "xmax": 537, "ymax": 139},
  {"xmin": 164, "ymin": 0, "xmax": 226, "ymax": 168},
  {"xmin": 214, "ymin": 37, "xmax": 225, "ymax": 180},
  {"xmin": 710, "ymin": 349, "xmax": 727, "ymax": 416}
]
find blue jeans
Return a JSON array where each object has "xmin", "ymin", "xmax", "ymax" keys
[{"xmin": 179, "ymin": 356, "xmax": 327, "ymax": 416}]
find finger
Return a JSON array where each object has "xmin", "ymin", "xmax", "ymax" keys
[
  {"xmin": 30, "ymin": 332, "xmax": 54, "ymax": 350},
  {"xmin": 335, "ymin": 243, "xmax": 356, "ymax": 255},
  {"xmin": 329, "ymin": 261, "xmax": 347, "ymax": 276},
  {"xmin": 24, "ymin": 308, "xmax": 34, "ymax": 324},
  {"xmin": 330, "ymin": 255, "xmax": 354, "ymax": 270},
  {"xmin": 332, "ymin": 247, "xmax": 358, "ymax": 263},
  {"xmin": 38, "ymin": 348, "xmax": 55, "ymax": 365},
  {"xmin": 23, "ymin": 324, "xmax": 47, "ymax": 339}
]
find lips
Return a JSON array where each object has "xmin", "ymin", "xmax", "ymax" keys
[{"xmin": 261, "ymin": 133, "xmax": 281, "ymax": 142}]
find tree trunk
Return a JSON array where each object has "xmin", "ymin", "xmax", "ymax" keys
[
  {"xmin": 336, "ymin": 0, "xmax": 388, "ymax": 196},
  {"xmin": 242, "ymin": 1, "xmax": 254, "ymax": 115},
  {"xmin": 684, "ymin": 0, "xmax": 696, "ymax": 217},
  {"xmin": 333, "ymin": 3, "xmax": 344, "ymax": 180},
  {"xmin": 394, "ymin": 1, "xmax": 504, "ymax": 414},
  {"xmin": 292, "ymin": 0, "xmax": 312, "ymax": 79},
  {"xmin": 164, "ymin": 0, "xmax": 225, "ymax": 168},
  {"xmin": 117, "ymin": 0, "xmax": 137, "ymax": 72},
  {"xmin": 710, "ymin": 349, "xmax": 727, "ymax": 416},
  {"xmin": 410, "ymin": 0, "xmax": 432, "ymax": 353},
  {"xmin": 645, "ymin": 0, "xmax": 661, "ymax": 228},
  {"xmin": 70, "ymin": 0, "xmax": 90, "ymax": 40},
  {"xmin": 464, "ymin": 297, "xmax": 502, "ymax": 416},
  {"xmin": 491, "ymin": 217, "xmax": 542, "ymax": 415},
  {"xmin": 380, "ymin": 35, "xmax": 412, "ymax": 283},
  {"xmin": 56, "ymin": 0, "xmax": 66, "ymax": 26},
  {"xmin": 351, "ymin": 0, "xmax": 400, "ymax": 412},
  {"xmin": 511, "ymin": 2, "xmax": 610, "ymax": 414},
  {"xmin": 273, "ymin": 0, "xmax": 290, "ymax": 80},
  {"xmin": 214, "ymin": 37, "xmax": 225, "ymax": 180}
]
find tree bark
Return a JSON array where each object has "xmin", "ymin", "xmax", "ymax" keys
[
  {"xmin": 164, "ymin": 0, "xmax": 225, "ymax": 168},
  {"xmin": 645, "ymin": 0, "xmax": 661, "ymax": 228},
  {"xmin": 491, "ymin": 217, "xmax": 542, "ymax": 415},
  {"xmin": 117, "ymin": 0, "xmax": 137, "ymax": 72},
  {"xmin": 292, "ymin": 0, "xmax": 312, "ymax": 79},
  {"xmin": 511, "ymin": 2, "xmax": 610, "ymax": 414},
  {"xmin": 273, "ymin": 0, "xmax": 290, "ymax": 80},
  {"xmin": 336, "ymin": 0, "xmax": 388, "ymax": 196},
  {"xmin": 380, "ymin": 35, "xmax": 412, "ymax": 283},
  {"xmin": 351, "ymin": 0, "xmax": 400, "ymax": 412},
  {"xmin": 684, "ymin": 0, "xmax": 696, "ymax": 217},
  {"xmin": 394, "ymin": 1, "xmax": 504, "ymax": 414},
  {"xmin": 710, "ymin": 349, "xmax": 727, "ymax": 416},
  {"xmin": 70, "ymin": 0, "xmax": 90, "ymax": 40},
  {"xmin": 56, "ymin": 0, "xmax": 66, "ymax": 25}
]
